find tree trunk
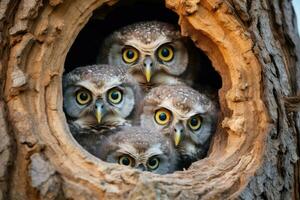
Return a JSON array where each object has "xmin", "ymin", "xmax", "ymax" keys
[{"xmin": 0, "ymin": 0, "xmax": 299, "ymax": 199}]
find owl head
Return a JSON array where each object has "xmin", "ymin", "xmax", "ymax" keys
[
  {"xmin": 98, "ymin": 21, "xmax": 188, "ymax": 88},
  {"xmin": 141, "ymin": 85, "xmax": 219, "ymax": 161},
  {"xmin": 96, "ymin": 126, "xmax": 178, "ymax": 174},
  {"xmin": 63, "ymin": 64, "xmax": 142, "ymax": 130}
]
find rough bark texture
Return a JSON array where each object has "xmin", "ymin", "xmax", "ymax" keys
[
  {"xmin": 0, "ymin": 0, "xmax": 298, "ymax": 199},
  {"xmin": 231, "ymin": 1, "xmax": 300, "ymax": 199}
]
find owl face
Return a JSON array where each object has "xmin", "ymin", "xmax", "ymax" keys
[
  {"xmin": 99, "ymin": 21, "xmax": 188, "ymax": 87},
  {"xmin": 96, "ymin": 127, "xmax": 178, "ymax": 174},
  {"xmin": 141, "ymin": 85, "xmax": 218, "ymax": 160},
  {"xmin": 63, "ymin": 65, "xmax": 141, "ymax": 130}
]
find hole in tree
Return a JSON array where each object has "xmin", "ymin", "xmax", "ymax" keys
[{"xmin": 64, "ymin": 0, "xmax": 222, "ymax": 173}]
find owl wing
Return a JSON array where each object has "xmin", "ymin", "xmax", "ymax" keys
[
  {"xmin": 67, "ymin": 119, "xmax": 127, "ymax": 135},
  {"xmin": 73, "ymin": 133, "xmax": 106, "ymax": 156},
  {"xmin": 68, "ymin": 120, "xmax": 128, "ymax": 156}
]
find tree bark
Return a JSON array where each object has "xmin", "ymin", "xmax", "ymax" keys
[{"xmin": 0, "ymin": 0, "xmax": 299, "ymax": 199}]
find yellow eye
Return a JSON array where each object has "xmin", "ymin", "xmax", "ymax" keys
[
  {"xmin": 122, "ymin": 47, "xmax": 139, "ymax": 63},
  {"xmin": 107, "ymin": 88, "xmax": 123, "ymax": 104},
  {"xmin": 157, "ymin": 45, "xmax": 174, "ymax": 62},
  {"xmin": 188, "ymin": 115, "xmax": 202, "ymax": 131},
  {"xmin": 76, "ymin": 90, "xmax": 92, "ymax": 105},
  {"xmin": 147, "ymin": 156, "xmax": 160, "ymax": 170},
  {"xmin": 118, "ymin": 155, "xmax": 134, "ymax": 167},
  {"xmin": 154, "ymin": 108, "xmax": 172, "ymax": 125}
]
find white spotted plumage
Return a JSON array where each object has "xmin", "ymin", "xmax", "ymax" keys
[
  {"xmin": 63, "ymin": 64, "xmax": 143, "ymax": 137},
  {"xmin": 95, "ymin": 126, "xmax": 179, "ymax": 174},
  {"xmin": 98, "ymin": 21, "xmax": 189, "ymax": 91},
  {"xmin": 141, "ymin": 84, "xmax": 219, "ymax": 168}
]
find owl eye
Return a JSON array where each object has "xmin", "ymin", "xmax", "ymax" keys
[
  {"xmin": 157, "ymin": 45, "xmax": 174, "ymax": 62},
  {"xmin": 76, "ymin": 90, "xmax": 92, "ymax": 105},
  {"xmin": 122, "ymin": 47, "xmax": 139, "ymax": 64},
  {"xmin": 107, "ymin": 88, "xmax": 123, "ymax": 104},
  {"xmin": 118, "ymin": 155, "xmax": 134, "ymax": 167},
  {"xmin": 147, "ymin": 156, "xmax": 160, "ymax": 170},
  {"xmin": 188, "ymin": 115, "xmax": 202, "ymax": 131},
  {"xmin": 154, "ymin": 108, "xmax": 172, "ymax": 125}
]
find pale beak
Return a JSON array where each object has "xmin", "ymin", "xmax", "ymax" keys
[
  {"xmin": 173, "ymin": 123, "xmax": 184, "ymax": 146},
  {"xmin": 174, "ymin": 129, "xmax": 183, "ymax": 146},
  {"xmin": 95, "ymin": 101, "xmax": 104, "ymax": 124},
  {"xmin": 145, "ymin": 65, "xmax": 152, "ymax": 83},
  {"xmin": 96, "ymin": 107, "xmax": 102, "ymax": 124},
  {"xmin": 143, "ymin": 56, "xmax": 153, "ymax": 83}
]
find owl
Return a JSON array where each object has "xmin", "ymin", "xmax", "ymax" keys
[
  {"xmin": 63, "ymin": 64, "xmax": 142, "ymax": 136},
  {"xmin": 141, "ymin": 85, "xmax": 219, "ymax": 167},
  {"xmin": 98, "ymin": 21, "xmax": 189, "ymax": 91},
  {"xmin": 95, "ymin": 126, "xmax": 179, "ymax": 174}
]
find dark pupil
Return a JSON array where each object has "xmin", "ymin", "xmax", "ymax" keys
[
  {"xmin": 149, "ymin": 158, "xmax": 158, "ymax": 167},
  {"xmin": 79, "ymin": 93, "xmax": 88, "ymax": 100},
  {"xmin": 126, "ymin": 50, "xmax": 134, "ymax": 59},
  {"xmin": 111, "ymin": 91, "xmax": 119, "ymax": 100},
  {"xmin": 190, "ymin": 118, "xmax": 199, "ymax": 126},
  {"xmin": 161, "ymin": 48, "xmax": 170, "ymax": 57},
  {"xmin": 121, "ymin": 157, "xmax": 130, "ymax": 166},
  {"xmin": 159, "ymin": 113, "xmax": 167, "ymax": 121}
]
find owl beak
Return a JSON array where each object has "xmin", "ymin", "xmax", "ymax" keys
[
  {"xmin": 143, "ymin": 57, "xmax": 153, "ymax": 83},
  {"xmin": 174, "ymin": 124, "xmax": 184, "ymax": 146},
  {"xmin": 145, "ymin": 66, "xmax": 152, "ymax": 83},
  {"xmin": 95, "ymin": 101, "xmax": 104, "ymax": 124},
  {"xmin": 174, "ymin": 130, "xmax": 183, "ymax": 146}
]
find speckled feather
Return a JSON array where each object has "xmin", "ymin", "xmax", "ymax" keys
[
  {"xmin": 107, "ymin": 21, "xmax": 181, "ymax": 45},
  {"xmin": 141, "ymin": 84, "xmax": 219, "ymax": 167},
  {"xmin": 97, "ymin": 21, "xmax": 190, "ymax": 91},
  {"xmin": 144, "ymin": 84, "xmax": 212, "ymax": 114},
  {"xmin": 63, "ymin": 64, "xmax": 143, "ymax": 137},
  {"xmin": 98, "ymin": 127, "xmax": 169, "ymax": 154},
  {"xmin": 63, "ymin": 64, "xmax": 128, "ymax": 89},
  {"xmin": 95, "ymin": 126, "xmax": 179, "ymax": 174}
]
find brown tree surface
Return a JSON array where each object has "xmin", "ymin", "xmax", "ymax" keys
[{"xmin": 0, "ymin": 0, "xmax": 299, "ymax": 199}]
